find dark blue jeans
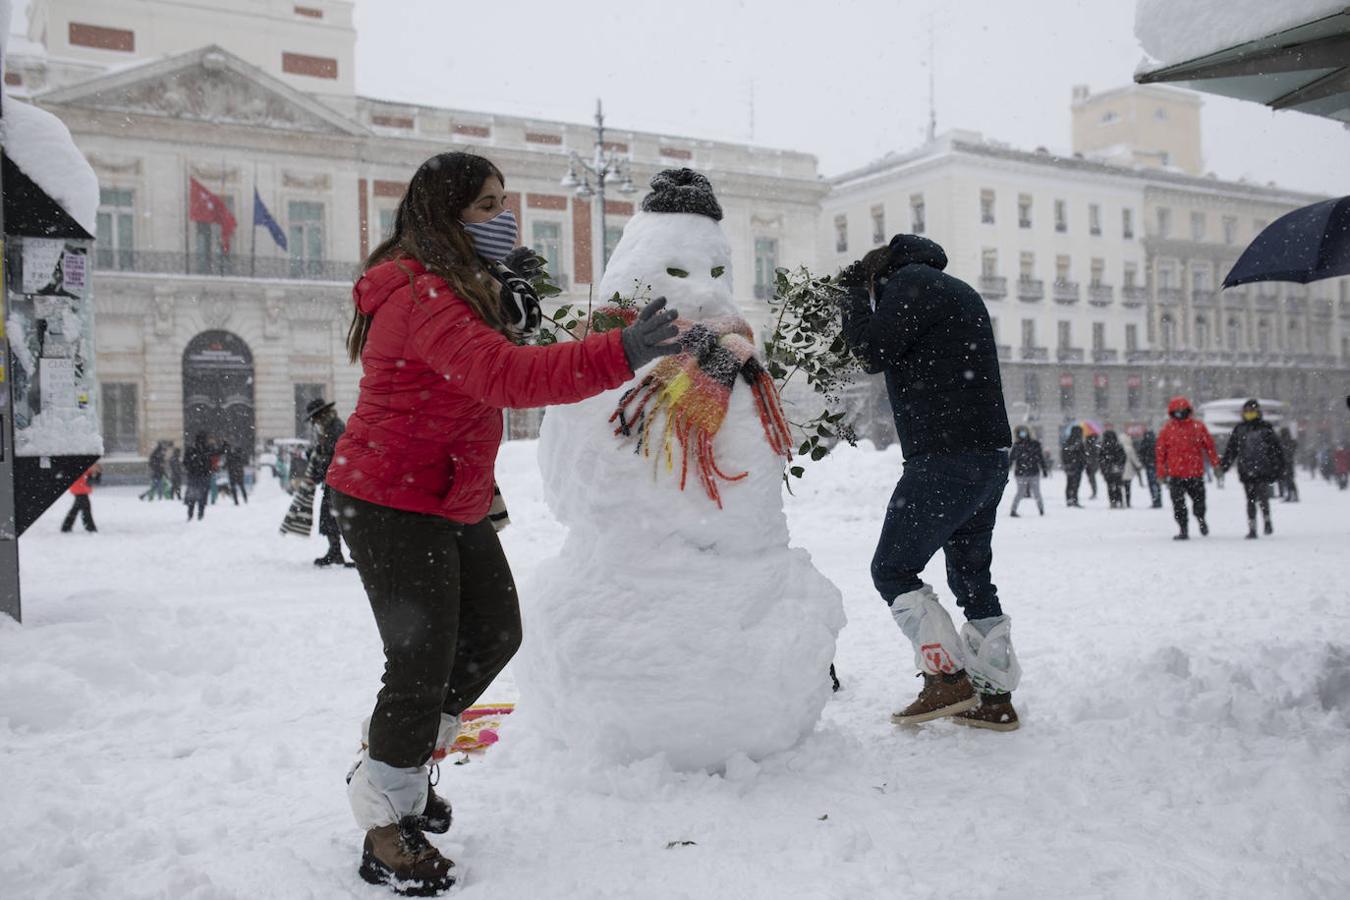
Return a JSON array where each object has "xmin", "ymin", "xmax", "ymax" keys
[{"xmin": 871, "ymin": 450, "xmax": 1009, "ymax": 621}]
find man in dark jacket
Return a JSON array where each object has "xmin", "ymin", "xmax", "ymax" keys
[
  {"xmin": 1083, "ymin": 432, "xmax": 1101, "ymax": 500},
  {"xmin": 1220, "ymin": 399, "xmax": 1286, "ymax": 539},
  {"xmin": 1008, "ymin": 425, "xmax": 1047, "ymax": 517},
  {"xmin": 1061, "ymin": 426, "xmax": 1086, "ymax": 507},
  {"xmin": 1136, "ymin": 429, "xmax": 1162, "ymax": 507},
  {"xmin": 183, "ymin": 432, "xmax": 214, "ymax": 521},
  {"xmin": 140, "ymin": 442, "xmax": 167, "ymax": 501},
  {"xmin": 224, "ymin": 441, "xmax": 249, "ymax": 505},
  {"xmin": 838, "ymin": 234, "xmax": 1020, "ymax": 732},
  {"xmin": 307, "ymin": 398, "xmax": 352, "ymax": 567}
]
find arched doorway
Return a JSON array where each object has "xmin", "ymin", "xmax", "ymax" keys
[{"xmin": 183, "ymin": 331, "xmax": 255, "ymax": 454}]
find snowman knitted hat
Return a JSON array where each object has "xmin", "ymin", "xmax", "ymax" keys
[{"xmin": 641, "ymin": 169, "xmax": 723, "ymax": 221}]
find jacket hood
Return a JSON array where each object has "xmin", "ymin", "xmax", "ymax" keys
[
  {"xmin": 1167, "ymin": 396, "xmax": 1193, "ymax": 415},
  {"xmin": 353, "ymin": 257, "xmax": 425, "ymax": 316},
  {"xmin": 886, "ymin": 234, "xmax": 948, "ymax": 271}
]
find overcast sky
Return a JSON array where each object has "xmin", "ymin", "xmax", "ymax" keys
[{"xmin": 352, "ymin": 0, "xmax": 1348, "ymax": 195}]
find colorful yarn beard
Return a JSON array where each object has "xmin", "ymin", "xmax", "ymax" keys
[{"xmin": 603, "ymin": 311, "xmax": 794, "ymax": 508}]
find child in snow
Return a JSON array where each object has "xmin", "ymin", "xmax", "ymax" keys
[
  {"xmin": 1219, "ymin": 399, "xmax": 1286, "ymax": 539},
  {"xmin": 60, "ymin": 464, "xmax": 101, "ymax": 533},
  {"xmin": 837, "ymin": 233, "xmax": 1022, "ymax": 732},
  {"xmin": 327, "ymin": 152, "xmax": 680, "ymax": 896},
  {"xmin": 1155, "ymin": 396, "xmax": 1220, "ymax": 540}
]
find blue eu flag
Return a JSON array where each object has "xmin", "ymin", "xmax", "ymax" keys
[{"xmin": 253, "ymin": 189, "xmax": 288, "ymax": 251}]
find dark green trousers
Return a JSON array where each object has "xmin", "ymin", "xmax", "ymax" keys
[{"xmin": 334, "ymin": 490, "xmax": 521, "ymax": 769}]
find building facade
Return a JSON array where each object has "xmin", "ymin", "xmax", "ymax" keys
[
  {"xmin": 822, "ymin": 88, "xmax": 1349, "ymax": 445},
  {"xmin": 7, "ymin": 0, "xmax": 827, "ymax": 460}
]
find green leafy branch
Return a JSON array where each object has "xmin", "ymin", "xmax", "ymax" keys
[
  {"xmin": 533, "ymin": 278, "xmax": 648, "ymax": 346},
  {"xmin": 762, "ymin": 266, "xmax": 861, "ymax": 481}
]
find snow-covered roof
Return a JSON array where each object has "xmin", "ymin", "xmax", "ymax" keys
[
  {"xmin": 1, "ymin": 98, "xmax": 98, "ymax": 235},
  {"xmin": 1135, "ymin": 0, "xmax": 1347, "ymax": 68}
]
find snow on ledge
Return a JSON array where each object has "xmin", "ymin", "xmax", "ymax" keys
[
  {"xmin": 0, "ymin": 98, "xmax": 100, "ymax": 235},
  {"xmin": 1135, "ymin": 0, "xmax": 1347, "ymax": 69}
]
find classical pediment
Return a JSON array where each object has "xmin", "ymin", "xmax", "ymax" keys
[{"xmin": 38, "ymin": 45, "xmax": 368, "ymax": 138}]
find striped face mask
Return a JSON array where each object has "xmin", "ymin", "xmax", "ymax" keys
[{"xmin": 461, "ymin": 209, "xmax": 518, "ymax": 262}]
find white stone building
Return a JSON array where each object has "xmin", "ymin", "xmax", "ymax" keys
[
  {"xmin": 822, "ymin": 86, "xmax": 1350, "ymax": 444},
  {"xmin": 7, "ymin": 0, "xmax": 826, "ymax": 463}
]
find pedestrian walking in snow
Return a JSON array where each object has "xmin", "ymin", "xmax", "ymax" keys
[
  {"xmin": 1336, "ymin": 445, "xmax": 1350, "ymax": 490},
  {"xmin": 168, "ymin": 447, "xmax": 183, "ymax": 499},
  {"xmin": 1219, "ymin": 399, "xmax": 1286, "ymax": 539},
  {"xmin": 60, "ymin": 464, "xmax": 101, "ymax": 533},
  {"xmin": 1083, "ymin": 432, "xmax": 1101, "ymax": 500},
  {"xmin": 838, "ymin": 233, "xmax": 1021, "ymax": 733},
  {"xmin": 1120, "ymin": 431, "xmax": 1144, "ymax": 508},
  {"xmin": 1100, "ymin": 430, "xmax": 1128, "ymax": 508},
  {"xmin": 1278, "ymin": 427, "xmax": 1299, "ymax": 502},
  {"xmin": 328, "ymin": 152, "xmax": 680, "ymax": 896},
  {"xmin": 1136, "ymin": 428, "xmax": 1163, "ymax": 507},
  {"xmin": 1155, "ymin": 396, "xmax": 1220, "ymax": 541},
  {"xmin": 1061, "ymin": 425, "xmax": 1086, "ymax": 507},
  {"xmin": 183, "ymin": 432, "xmax": 214, "ymax": 521},
  {"xmin": 1008, "ymin": 425, "xmax": 1047, "ymax": 517},
  {"xmin": 305, "ymin": 398, "xmax": 350, "ymax": 567},
  {"xmin": 224, "ymin": 441, "xmax": 249, "ymax": 505},
  {"xmin": 139, "ymin": 442, "xmax": 167, "ymax": 501}
]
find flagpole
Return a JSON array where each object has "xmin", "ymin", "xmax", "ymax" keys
[
  {"xmin": 250, "ymin": 163, "xmax": 258, "ymax": 279},
  {"xmin": 184, "ymin": 167, "xmax": 190, "ymax": 273},
  {"xmin": 219, "ymin": 158, "xmax": 227, "ymax": 276}
]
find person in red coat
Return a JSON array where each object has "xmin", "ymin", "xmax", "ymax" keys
[
  {"xmin": 328, "ymin": 152, "xmax": 679, "ymax": 895},
  {"xmin": 60, "ymin": 464, "xmax": 101, "ymax": 532},
  {"xmin": 1154, "ymin": 396, "xmax": 1220, "ymax": 540}
]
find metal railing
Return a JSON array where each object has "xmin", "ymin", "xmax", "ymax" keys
[
  {"xmin": 1056, "ymin": 346, "xmax": 1085, "ymax": 363},
  {"xmin": 979, "ymin": 275, "xmax": 1007, "ymax": 299},
  {"xmin": 1020, "ymin": 345, "xmax": 1049, "ymax": 361},
  {"xmin": 1017, "ymin": 278, "xmax": 1044, "ymax": 301},
  {"xmin": 94, "ymin": 249, "xmax": 359, "ymax": 282},
  {"xmin": 1157, "ymin": 287, "xmax": 1184, "ymax": 305},
  {"xmin": 1091, "ymin": 348, "xmax": 1118, "ymax": 363},
  {"xmin": 1053, "ymin": 280, "xmax": 1080, "ymax": 304},
  {"xmin": 1121, "ymin": 285, "xmax": 1147, "ymax": 307},
  {"xmin": 996, "ymin": 344, "xmax": 1012, "ymax": 361},
  {"xmin": 1191, "ymin": 289, "xmax": 1217, "ymax": 307},
  {"xmin": 1088, "ymin": 284, "xmax": 1114, "ymax": 306}
]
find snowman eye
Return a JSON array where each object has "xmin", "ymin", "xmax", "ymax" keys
[
  {"xmin": 711, "ymin": 266, "xmax": 725, "ymax": 278},
  {"xmin": 666, "ymin": 267, "xmax": 689, "ymax": 278}
]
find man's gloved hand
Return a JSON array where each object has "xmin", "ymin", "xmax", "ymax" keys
[
  {"xmin": 502, "ymin": 247, "xmax": 546, "ymax": 281},
  {"xmin": 620, "ymin": 296, "xmax": 681, "ymax": 372}
]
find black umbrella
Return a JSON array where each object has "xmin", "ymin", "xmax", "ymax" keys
[{"xmin": 1223, "ymin": 195, "xmax": 1350, "ymax": 288}]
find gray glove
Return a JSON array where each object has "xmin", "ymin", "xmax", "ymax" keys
[{"xmin": 620, "ymin": 296, "xmax": 681, "ymax": 371}]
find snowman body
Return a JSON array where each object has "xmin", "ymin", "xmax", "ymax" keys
[{"xmin": 514, "ymin": 207, "xmax": 846, "ymax": 771}]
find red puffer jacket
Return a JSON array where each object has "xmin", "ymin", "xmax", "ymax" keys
[
  {"xmin": 326, "ymin": 258, "xmax": 633, "ymax": 523},
  {"xmin": 1154, "ymin": 397, "xmax": 1219, "ymax": 479}
]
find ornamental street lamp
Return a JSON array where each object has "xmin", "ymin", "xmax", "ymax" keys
[{"xmin": 559, "ymin": 98, "xmax": 637, "ymax": 284}]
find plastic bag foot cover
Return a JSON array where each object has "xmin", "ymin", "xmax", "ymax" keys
[
  {"xmin": 348, "ymin": 755, "xmax": 429, "ymax": 830},
  {"xmin": 890, "ymin": 585, "xmax": 965, "ymax": 675},
  {"xmin": 960, "ymin": 615, "xmax": 1022, "ymax": 694}
]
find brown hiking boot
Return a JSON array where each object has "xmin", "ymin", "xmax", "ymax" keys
[
  {"xmin": 359, "ymin": 816, "xmax": 456, "ymax": 896},
  {"xmin": 953, "ymin": 692, "xmax": 1021, "ymax": 732},
  {"xmin": 891, "ymin": 671, "xmax": 978, "ymax": 725}
]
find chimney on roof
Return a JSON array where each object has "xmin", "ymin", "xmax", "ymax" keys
[{"xmin": 1072, "ymin": 84, "xmax": 1090, "ymax": 105}]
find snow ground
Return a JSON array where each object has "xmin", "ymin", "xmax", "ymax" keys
[{"xmin": 3, "ymin": 441, "xmax": 1349, "ymax": 900}]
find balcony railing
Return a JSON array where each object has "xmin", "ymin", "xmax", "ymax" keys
[
  {"xmin": 1192, "ymin": 289, "xmax": 1217, "ymax": 307},
  {"xmin": 1157, "ymin": 287, "xmax": 1184, "ymax": 306},
  {"xmin": 997, "ymin": 344, "xmax": 1012, "ymax": 361},
  {"xmin": 95, "ymin": 249, "xmax": 359, "ymax": 282},
  {"xmin": 1121, "ymin": 285, "xmax": 1147, "ymax": 307},
  {"xmin": 1056, "ymin": 346, "xmax": 1085, "ymax": 363},
  {"xmin": 1020, "ymin": 345, "xmax": 1049, "ymax": 361},
  {"xmin": 1053, "ymin": 280, "xmax": 1081, "ymax": 304},
  {"xmin": 1091, "ymin": 348, "xmax": 1118, "ymax": 363},
  {"xmin": 1017, "ymin": 278, "xmax": 1044, "ymax": 301},
  {"xmin": 1088, "ymin": 284, "xmax": 1114, "ymax": 306},
  {"xmin": 979, "ymin": 275, "xmax": 1008, "ymax": 299},
  {"xmin": 1126, "ymin": 349, "xmax": 1159, "ymax": 363}
]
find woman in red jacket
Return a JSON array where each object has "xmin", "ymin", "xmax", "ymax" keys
[
  {"xmin": 1154, "ymin": 396, "xmax": 1220, "ymax": 540},
  {"xmin": 328, "ymin": 152, "xmax": 678, "ymax": 895}
]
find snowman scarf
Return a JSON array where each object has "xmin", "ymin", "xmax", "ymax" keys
[{"xmin": 606, "ymin": 311, "xmax": 794, "ymax": 508}]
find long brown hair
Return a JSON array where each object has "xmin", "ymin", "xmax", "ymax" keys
[{"xmin": 347, "ymin": 152, "xmax": 508, "ymax": 363}]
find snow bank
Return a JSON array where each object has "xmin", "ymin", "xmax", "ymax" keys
[
  {"xmin": 1135, "ymin": 0, "xmax": 1347, "ymax": 68},
  {"xmin": 0, "ymin": 99, "xmax": 100, "ymax": 236}
]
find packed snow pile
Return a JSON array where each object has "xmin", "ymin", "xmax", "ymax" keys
[
  {"xmin": 514, "ymin": 172, "xmax": 845, "ymax": 771},
  {"xmin": 1135, "ymin": 0, "xmax": 1347, "ymax": 69},
  {"xmin": 0, "ymin": 99, "xmax": 100, "ymax": 235}
]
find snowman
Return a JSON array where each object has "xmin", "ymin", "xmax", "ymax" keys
[{"xmin": 513, "ymin": 169, "xmax": 845, "ymax": 771}]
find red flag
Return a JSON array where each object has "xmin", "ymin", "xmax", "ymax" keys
[{"xmin": 189, "ymin": 177, "xmax": 238, "ymax": 253}]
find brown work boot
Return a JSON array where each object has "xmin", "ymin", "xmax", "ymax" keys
[
  {"xmin": 359, "ymin": 816, "xmax": 456, "ymax": 896},
  {"xmin": 890, "ymin": 671, "xmax": 978, "ymax": 725},
  {"xmin": 953, "ymin": 692, "xmax": 1021, "ymax": 732}
]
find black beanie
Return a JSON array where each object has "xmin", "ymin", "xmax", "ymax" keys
[
  {"xmin": 641, "ymin": 168, "xmax": 723, "ymax": 221},
  {"xmin": 1243, "ymin": 398, "xmax": 1261, "ymax": 413}
]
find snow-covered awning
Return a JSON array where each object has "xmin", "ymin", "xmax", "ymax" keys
[{"xmin": 1134, "ymin": 1, "xmax": 1350, "ymax": 124}]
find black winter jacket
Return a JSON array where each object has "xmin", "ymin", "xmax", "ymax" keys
[
  {"xmin": 839, "ymin": 235, "xmax": 1011, "ymax": 458},
  {"xmin": 1221, "ymin": 419, "xmax": 1286, "ymax": 483},
  {"xmin": 1061, "ymin": 436, "xmax": 1085, "ymax": 471},
  {"xmin": 1010, "ymin": 437, "xmax": 1047, "ymax": 477}
]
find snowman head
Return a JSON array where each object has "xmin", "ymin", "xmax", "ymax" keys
[{"xmin": 598, "ymin": 169, "xmax": 737, "ymax": 321}]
